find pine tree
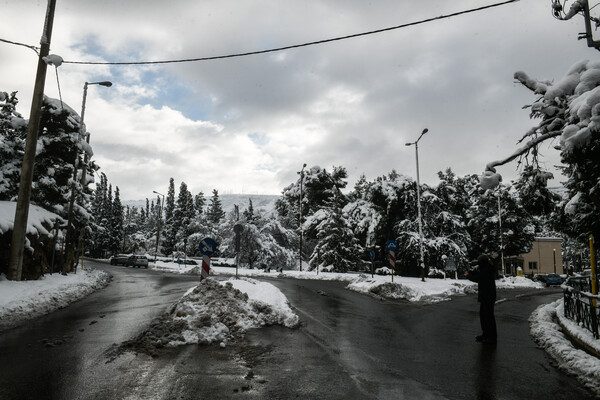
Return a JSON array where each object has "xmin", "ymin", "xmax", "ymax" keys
[
  {"xmin": 31, "ymin": 97, "xmax": 82, "ymax": 216},
  {"xmin": 0, "ymin": 91, "xmax": 26, "ymax": 200},
  {"xmin": 243, "ymin": 198, "xmax": 255, "ymax": 223},
  {"xmin": 162, "ymin": 178, "xmax": 177, "ymax": 255},
  {"xmin": 467, "ymin": 184, "xmax": 535, "ymax": 261},
  {"xmin": 194, "ymin": 191, "xmax": 205, "ymax": 217},
  {"xmin": 207, "ymin": 189, "xmax": 225, "ymax": 223},
  {"xmin": 108, "ymin": 187, "xmax": 124, "ymax": 254},
  {"xmin": 307, "ymin": 190, "xmax": 362, "ymax": 272},
  {"xmin": 165, "ymin": 178, "xmax": 176, "ymax": 224}
]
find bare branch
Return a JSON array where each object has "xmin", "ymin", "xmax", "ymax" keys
[{"xmin": 485, "ymin": 130, "xmax": 562, "ymax": 172}]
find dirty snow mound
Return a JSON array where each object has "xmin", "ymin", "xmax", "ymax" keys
[{"xmin": 121, "ymin": 278, "xmax": 298, "ymax": 354}]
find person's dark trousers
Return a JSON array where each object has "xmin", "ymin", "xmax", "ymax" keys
[{"xmin": 480, "ymin": 301, "xmax": 497, "ymax": 341}]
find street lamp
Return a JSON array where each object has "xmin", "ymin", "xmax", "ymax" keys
[
  {"xmin": 79, "ymin": 81, "xmax": 112, "ymax": 187},
  {"xmin": 64, "ymin": 80, "xmax": 112, "ymax": 271},
  {"xmin": 298, "ymin": 163, "xmax": 307, "ymax": 271},
  {"xmin": 406, "ymin": 128, "xmax": 428, "ymax": 282},
  {"xmin": 153, "ymin": 191, "xmax": 165, "ymax": 262}
]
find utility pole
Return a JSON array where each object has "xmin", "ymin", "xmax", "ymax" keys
[
  {"xmin": 8, "ymin": 0, "xmax": 57, "ymax": 281},
  {"xmin": 553, "ymin": 0, "xmax": 600, "ymax": 50}
]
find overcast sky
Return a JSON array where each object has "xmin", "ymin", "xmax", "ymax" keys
[{"xmin": 0, "ymin": 0, "xmax": 596, "ymax": 200}]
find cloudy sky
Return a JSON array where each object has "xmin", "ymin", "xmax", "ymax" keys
[{"xmin": 0, "ymin": 0, "xmax": 597, "ymax": 200}]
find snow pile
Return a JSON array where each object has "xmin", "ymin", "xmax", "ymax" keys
[
  {"xmin": 124, "ymin": 278, "xmax": 298, "ymax": 351},
  {"xmin": 0, "ymin": 269, "xmax": 110, "ymax": 332},
  {"xmin": 496, "ymin": 275, "xmax": 544, "ymax": 289},
  {"xmin": 347, "ymin": 275, "xmax": 473, "ymax": 302},
  {"xmin": 151, "ymin": 260, "xmax": 544, "ymax": 302},
  {"xmin": 530, "ymin": 300, "xmax": 600, "ymax": 396}
]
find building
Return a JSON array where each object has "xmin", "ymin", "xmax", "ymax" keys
[
  {"xmin": 516, "ymin": 237, "xmax": 563, "ymax": 276},
  {"xmin": 503, "ymin": 237, "xmax": 564, "ymax": 276}
]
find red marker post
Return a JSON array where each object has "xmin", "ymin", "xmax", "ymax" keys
[
  {"xmin": 386, "ymin": 240, "xmax": 398, "ymax": 282},
  {"xmin": 199, "ymin": 237, "xmax": 217, "ymax": 282}
]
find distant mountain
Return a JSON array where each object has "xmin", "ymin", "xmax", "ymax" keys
[{"xmin": 123, "ymin": 194, "xmax": 280, "ymax": 214}]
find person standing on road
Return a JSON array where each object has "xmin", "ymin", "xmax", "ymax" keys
[{"xmin": 466, "ymin": 254, "xmax": 497, "ymax": 344}]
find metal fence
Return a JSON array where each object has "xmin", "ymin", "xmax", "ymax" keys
[{"xmin": 563, "ymin": 276, "xmax": 600, "ymax": 339}]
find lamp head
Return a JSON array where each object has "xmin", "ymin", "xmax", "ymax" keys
[{"xmin": 422, "ymin": 128, "xmax": 428, "ymax": 134}]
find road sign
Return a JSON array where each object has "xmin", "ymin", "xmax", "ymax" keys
[
  {"xmin": 368, "ymin": 250, "xmax": 375, "ymax": 260},
  {"xmin": 385, "ymin": 240, "xmax": 398, "ymax": 251},
  {"xmin": 445, "ymin": 256, "xmax": 457, "ymax": 271},
  {"xmin": 199, "ymin": 237, "xmax": 217, "ymax": 256}
]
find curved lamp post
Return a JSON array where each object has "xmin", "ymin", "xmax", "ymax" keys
[
  {"xmin": 65, "ymin": 80, "xmax": 112, "ymax": 271},
  {"xmin": 406, "ymin": 128, "xmax": 428, "ymax": 282}
]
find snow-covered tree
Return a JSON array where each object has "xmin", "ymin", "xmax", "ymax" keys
[
  {"xmin": 194, "ymin": 191, "xmax": 205, "ymax": 217},
  {"xmin": 0, "ymin": 91, "xmax": 26, "ymax": 200},
  {"xmin": 108, "ymin": 187, "xmax": 124, "ymax": 254},
  {"xmin": 31, "ymin": 97, "xmax": 82, "ymax": 216},
  {"xmin": 483, "ymin": 60, "xmax": 600, "ymax": 241},
  {"xmin": 305, "ymin": 190, "xmax": 362, "ymax": 272},
  {"xmin": 467, "ymin": 184, "xmax": 535, "ymax": 261},
  {"xmin": 207, "ymin": 189, "xmax": 225, "ymax": 223}
]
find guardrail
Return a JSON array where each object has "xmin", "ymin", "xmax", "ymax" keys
[{"xmin": 563, "ymin": 276, "xmax": 600, "ymax": 339}]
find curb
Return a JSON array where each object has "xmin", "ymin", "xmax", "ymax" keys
[{"xmin": 556, "ymin": 316, "xmax": 600, "ymax": 360}]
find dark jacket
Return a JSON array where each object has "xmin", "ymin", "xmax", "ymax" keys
[{"xmin": 467, "ymin": 255, "xmax": 497, "ymax": 303}]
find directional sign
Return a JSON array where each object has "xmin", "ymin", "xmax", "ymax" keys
[
  {"xmin": 368, "ymin": 250, "xmax": 375, "ymax": 261},
  {"xmin": 199, "ymin": 237, "xmax": 217, "ymax": 256},
  {"xmin": 445, "ymin": 256, "xmax": 457, "ymax": 271},
  {"xmin": 385, "ymin": 240, "xmax": 398, "ymax": 252}
]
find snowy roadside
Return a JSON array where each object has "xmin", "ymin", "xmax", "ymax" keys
[
  {"xmin": 0, "ymin": 269, "xmax": 110, "ymax": 332},
  {"xmin": 0, "ymin": 266, "xmax": 299, "ymax": 351},
  {"xmin": 530, "ymin": 299, "xmax": 600, "ymax": 397},
  {"xmin": 150, "ymin": 259, "xmax": 544, "ymax": 303}
]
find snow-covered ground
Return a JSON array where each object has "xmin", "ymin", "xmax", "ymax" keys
[
  {"xmin": 530, "ymin": 299, "xmax": 600, "ymax": 396},
  {"xmin": 152, "ymin": 259, "xmax": 543, "ymax": 302},
  {"xmin": 0, "ymin": 269, "xmax": 110, "ymax": 331},
  {"xmin": 1, "ymin": 259, "xmax": 599, "ymax": 397}
]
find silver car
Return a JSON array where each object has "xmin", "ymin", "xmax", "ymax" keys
[{"xmin": 127, "ymin": 255, "xmax": 149, "ymax": 268}]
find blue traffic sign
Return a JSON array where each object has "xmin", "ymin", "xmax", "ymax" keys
[
  {"xmin": 368, "ymin": 250, "xmax": 375, "ymax": 260},
  {"xmin": 385, "ymin": 240, "xmax": 398, "ymax": 251},
  {"xmin": 199, "ymin": 237, "xmax": 218, "ymax": 256}
]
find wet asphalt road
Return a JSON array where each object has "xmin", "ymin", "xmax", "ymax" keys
[{"xmin": 0, "ymin": 261, "xmax": 595, "ymax": 399}]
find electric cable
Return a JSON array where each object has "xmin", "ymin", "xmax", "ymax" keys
[
  {"xmin": 65, "ymin": 0, "xmax": 520, "ymax": 66},
  {"xmin": 1, "ymin": 0, "xmax": 519, "ymax": 66}
]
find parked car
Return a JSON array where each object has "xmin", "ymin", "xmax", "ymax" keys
[
  {"xmin": 127, "ymin": 255, "xmax": 149, "ymax": 268},
  {"xmin": 375, "ymin": 267, "xmax": 393, "ymax": 275},
  {"xmin": 533, "ymin": 274, "xmax": 548, "ymax": 283},
  {"xmin": 110, "ymin": 254, "xmax": 130, "ymax": 266},
  {"xmin": 545, "ymin": 273, "xmax": 564, "ymax": 287}
]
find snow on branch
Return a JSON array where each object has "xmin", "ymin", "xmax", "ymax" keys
[{"xmin": 481, "ymin": 60, "xmax": 600, "ymax": 189}]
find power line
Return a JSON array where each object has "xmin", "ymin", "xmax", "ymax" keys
[
  {"xmin": 62, "ymin": 0, "xmax": 519, "ymax": 66},
  {"xmin": 1, "ymin": 0, "xmax": 519, "ymax": 66},
  {"xmin": 0, "ymin": 38, "xmax": 39, "ymax": 55}
]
